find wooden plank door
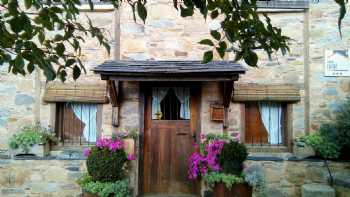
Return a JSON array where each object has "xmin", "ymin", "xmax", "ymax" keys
[{"xmin": 143, "ymin": 87, "xmax": 200, "ymax": 196}]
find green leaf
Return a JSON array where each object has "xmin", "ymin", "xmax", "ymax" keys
[
  {"xmin": 102, "ymin": 42, "xmax": 111, "ymax": 54},
  {"xmin": 65, "ymin": 59, "xmax": 75, "ymax": 68},
  {"xmin": 336, "ymin": 0, "xmax": 347, "ymax": 37},
  {"xmin": 73, "ymin": 65, "xmax": 81, "ymax": 80},
  {"xmin": 14, "ymin": 55, "xmax": 24, "ymax": 69},
  {"xmin": 244, "ymin": 50, "xmax": 258, "ymax": 67},
  {"xmin": 216, "ymin": 41, "xmax": 227, "ymax": 58},
  {"xmin": 210, "ymin": 10, "xmax": 219, "ymax": 19},
  {"xmin": 180, "ymin": 5, "xmax": 194, "ymax": 17},
  {"xmin": 9, "ymin": 17, "xmax": 23, "ymax": 33},
  {"xmin": 137, "ymin": 0, "xmax": 147, "ymax": 23},
  {"xmin": 55, "ymin": 43, "xmax": 65, "ymax": 56},
  {"xmin": 199, "ymin": 39, "xmax": 214, "ymax": 46},
  {"xmin": 24, "ymin": 0, "xmax": 32, "ymax": 9},
  {"xmin": 38, "ymin": 31, "xmax": 45, "ymax": 44},
  {"xmin": 202, "ymin": 50, "xmax": 213, "ymax": 64},
  {"xmin": 27, "ymin": 62, "xmax": 34, "ymax": 73},
  {"xmin": 210, "ymin": 30, "xmax": 221, "ymax": 41},
  {"xmin": 59, "ymin": 70, "xmax": 67, "ymax": 82}
]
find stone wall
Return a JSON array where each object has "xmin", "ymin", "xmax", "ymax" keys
[
  {"xmin": 246, "ymin": 160, "xmax": 350, "ymax": 197},
  {"xmin": 0, "ymin": 159, "xmax": 85, "ymax": 196},
  {"xmin": 309, "ymin": 1, "xmax": 350, "ymax": 131},
  {"xmin": 0, "ymin": 158, "xmax": 348, "ymax": 197}
]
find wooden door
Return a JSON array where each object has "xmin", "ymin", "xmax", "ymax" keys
[{"xmin": 143, "ymin": 86, "xmax": 200, "ymax": 196}]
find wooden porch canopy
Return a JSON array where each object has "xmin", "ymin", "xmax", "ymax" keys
[
  {"xmin": 92, "ymin": 60, "xmax": 246, "ymax": 81},
  {"xmin": 93, "ymin": 60, "xmax": 245, "ymax": 108}
]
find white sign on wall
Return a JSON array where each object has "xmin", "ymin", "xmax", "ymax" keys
[{"xmin": 325, "ymin": 49, "xmax": 350, "ymax": 77}]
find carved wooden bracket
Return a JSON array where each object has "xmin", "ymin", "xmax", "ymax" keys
[
  {"xmin": 222, "ymin": 81, "xmax": 234, "ymax": 128},
  {"xmin": 108, "ymin": 80, "xmax": 121, "ymax": 127}
]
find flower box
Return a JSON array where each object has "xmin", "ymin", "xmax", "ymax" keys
[
  {"xmin": 293, "ymin": 140, "xmax": 315, "ymax": 159},
  {"xmin": 213, "ymin": 183, "xmax": 252, "ymax": 197},
  {"xmin": 9, "ymin": 143, "xmax": 50, "ymax": 158}
]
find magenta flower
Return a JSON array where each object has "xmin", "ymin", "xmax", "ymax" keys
[
  {"xmin": 109, "ymin": 140, "xmax": 124, "ymax": 151},
  {"xmin": 187, "ymin": 139, "xmax": 226, "ymax": 180},
  {"xmin": 127, "ymin": 154, "xmax": 136, "ymax": 161},
  {"xmin": 83, "ymin": 148, "xmax": 91, "ymax": 157}
]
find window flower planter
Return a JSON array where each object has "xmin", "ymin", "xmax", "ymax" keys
[
  {"xmin": 293, "ymin": 140, "xmax": 315, "ymax": 159},
  {"xmin": 9, "ymin": 143, "xmax": 50, "ymax": 158},
  {"xmin": 213, "ymin": 183, "xmax": 252, "ymax": 197}
]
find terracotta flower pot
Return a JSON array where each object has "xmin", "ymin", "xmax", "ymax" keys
[
  {"xmin": 82, "ymin": 191, "xmax": 114, "ymax": 197},
  {"xmin": 213, "ymin": 182, "xmax": 252, "ymax": 197}
]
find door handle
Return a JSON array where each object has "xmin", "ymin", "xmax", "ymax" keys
[{"xmin": 176, "ymin": 132, "xmax": 188, "ymax": 136}]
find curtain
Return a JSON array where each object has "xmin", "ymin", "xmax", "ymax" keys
[
  {"xmin": 152, "ymin": 87, "xmax": 169, "ymax": 119},
  {"xmin": 258, "ymin": 102, "xmax": 282, "ymax": 145},
  {"xmin": 173, "ymin": 87, "xmax": 191, "ymax": 119},
  {"xmin": 71, "ymin": 103, "xmax": 97, "ymax": 142}
]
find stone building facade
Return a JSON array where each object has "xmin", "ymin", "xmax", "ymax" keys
[{"xmin": 0, "ymin": 0, "xmax": 350, "ymax": 196}]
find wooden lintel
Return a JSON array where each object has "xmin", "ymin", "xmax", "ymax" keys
[{"xmin": 108, "ymin": 80, "xmax": 120, "ymax": 107}]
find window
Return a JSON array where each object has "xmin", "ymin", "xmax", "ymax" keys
[
  {"xmin": 245, "ymin": 102, "xmax": 286, "ymax": 145},
  {"xmin": 55, "ymin": 102, "xmax": 102, "ymax": 145},
  {"xmin": 152, "ymin": 87, "xmax": 190, "ymax": 120}
]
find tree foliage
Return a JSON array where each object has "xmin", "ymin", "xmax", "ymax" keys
[{"xmin": 1, "ymin": 0, "xmax": 292, "ymax": 81}]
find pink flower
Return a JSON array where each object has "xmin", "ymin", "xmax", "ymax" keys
[
  {"xmin": 83, "ymin": 148, "xmax": 91, "ymax": 157},
  {"xmin": 127, "ymin": 154, "xmax": 136, "ymax": 161},
  {"xmin": 96, "ymin": 137, "xmax": 111, "ymax": 148},
  {"xmin": 232, "ymin": 133, "xmax": 241, "ymax": 143},
  {"xmin": 200, "ymin": 134, "xmax": 205, "ymax": 139},
  {"xmin": 108, "ymin": 140, "xmax": 124, "ymax": 151}
]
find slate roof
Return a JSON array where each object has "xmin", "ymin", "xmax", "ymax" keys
[{"xmin": 93, "ymin": 60, "xmax": 245, "ymax": 81}]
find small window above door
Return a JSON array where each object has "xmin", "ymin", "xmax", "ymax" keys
[{"xmin": 152, "ymin": 87, "xmax": 190, "ymax": 120}]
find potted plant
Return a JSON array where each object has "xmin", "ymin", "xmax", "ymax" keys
[
  {"xmin": 77, "ymin": 136, "xmax": 135, "ymax": 197},
  {"xmin": 8, "ymin": 125, "xmax": 57, "ymax": 158},
  {"xmin": 293, "ymin": 135, "xmax": 315, "ymax": 159},
  {"xmin": 188, "ymin": 133, "xmax": 252, "ymax": 197}
]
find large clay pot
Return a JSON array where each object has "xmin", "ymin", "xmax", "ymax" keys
[
  {"xmin": 82, "ymin": 191, "xmax": 114, "ymax": 197},
  {"xmin": 213, "ymin": 183, "xmax": 252, "ymax": 197}
]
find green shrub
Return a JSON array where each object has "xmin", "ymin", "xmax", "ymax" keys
[
  {"xmin": 303, "ymin": 132, "xmax": 340, "ymax": 159},
  {"xmin": 204, "ymin": 172, "xmax": 245, "ymax": 189},
  {"xmin": 333, "ymin": 97, "xmax": 350, "ymax": 158},
  {"xmin": 8, "ymin": 125, "xmax": 56, "ymax": 153},
  {"xmin": 86, "ymin": 147, "xmax": 128, "ymax": 182},
  {"xmin": 77, "ymin": 174, "xmax": 130, "ymax": 197},
  {"xmin": 219, "ymin": 141, "xmax": 248, "ymax": 175}
]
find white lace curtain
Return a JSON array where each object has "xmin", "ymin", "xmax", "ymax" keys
[
  {"xmin": 258, "ymin": 102, "xmax": 283, "ymax": 145},
  {"xmin": 152, "ymin": 87, "xmax": 190, "ymax": 119},
  {"xmin": 70, "ymin": 103, "xmax": 97, "ymax": 142}
]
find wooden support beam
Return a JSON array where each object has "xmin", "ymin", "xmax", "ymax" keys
[
  {"xmin": 222, "ymin": 81, "xmax": 234, "ymax": 129},
  {"xmin": 223, "ymin": 81, "xmax": 233, "ymax": 108},
  {"xmin": 108, "ymin": 80, "xmax": 120, "ymax": 107}
]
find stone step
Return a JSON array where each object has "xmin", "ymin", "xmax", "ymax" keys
[{"xmin": 301, "ymin": 183, "xmax": 335, "ymax": 197}]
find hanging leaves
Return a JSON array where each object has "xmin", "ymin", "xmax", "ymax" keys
[{"xmin": 203, "ymin": 50, "xmax": 213, "ymax": 64}]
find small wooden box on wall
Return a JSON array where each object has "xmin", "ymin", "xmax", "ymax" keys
[{"xmin": 210, "ymin": 105, "xmax": 224, "ymax": 122}]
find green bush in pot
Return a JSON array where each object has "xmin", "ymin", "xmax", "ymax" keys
[
  {"xmin": 78, "ymin": 136, "xmax": 135, "ymax": 197},
  {"xmin": 188, "ymin": 133, "xmax": 252, "ymax": 196}
]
